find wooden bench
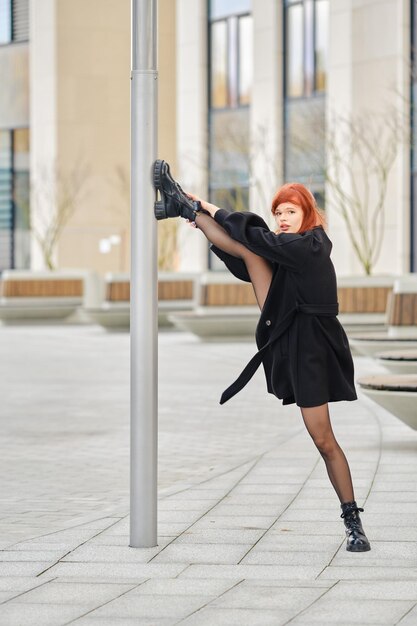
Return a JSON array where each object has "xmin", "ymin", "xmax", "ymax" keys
[
  {"xmin": 85, "ymin": 272, "xmax": 199, "ymax": 330},
  {"xmin": 349, "ymin": 275, "xmax": 417, "ymax": 356},
  {"xmin": 336, "ymin": 275, "xmax": 394, "ymax": 333},
  {"xmin": 0, "ymin": 270, "xmax": 102, "ymax": 324},
  {"xmin": 167, "ymin": 272, "xmax": 259, "ymax": 340},
  {"xmin": 168, "ymin": 273, "xmax": 398, "ymax": 341},
  {"xmin": 357, "ymin": 374, "xmax": 417, "ymax": 430}
]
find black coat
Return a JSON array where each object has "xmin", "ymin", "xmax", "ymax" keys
[{"xmin": 210, "ymin": 209, "xmax": 357, "ymax": 408}]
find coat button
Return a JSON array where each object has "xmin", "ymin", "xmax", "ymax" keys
[{"xmin": 266, "ymin": 319, "xmax": 271, "ymax": 326}]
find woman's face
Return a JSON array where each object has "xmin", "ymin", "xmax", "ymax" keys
[{"xmin": 274, "ymin": 202, "xmax": 304, "ymax": 233}]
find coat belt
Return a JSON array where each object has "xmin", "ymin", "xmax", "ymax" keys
[{"xmin": 219, "ymin": 302, "xmax": 339, "ymax": 405}]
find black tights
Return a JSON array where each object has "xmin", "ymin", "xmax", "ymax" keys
[
  {"xmin": 194, "ymin": 212, "xmax": 274, "ymax": 310},
  {"xmin": 194, "ymin": 212, "xmax": 355, "ymax": 505},
  {"xmin": 300, "ymin": 404, "xmax": 355, "ymax": 504}
]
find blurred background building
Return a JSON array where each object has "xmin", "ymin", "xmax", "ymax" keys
[{"xmin": 0, "ymin": 0, "xmax": 415, "ymax": 277}]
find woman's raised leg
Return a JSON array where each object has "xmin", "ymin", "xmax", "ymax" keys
[{"xmin": 193, "ymin": 212, "xmax": 273, "ymax": 312}]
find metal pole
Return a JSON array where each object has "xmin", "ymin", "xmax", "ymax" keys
[{"xmin": 130, "ymin": 0, "xmax": 158, "ymax": 548}]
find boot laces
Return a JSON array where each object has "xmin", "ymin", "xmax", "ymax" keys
[
  {"xmin": 340, "ymin": 506, "xmax": 364, "ymax": 533},
  {"xmin": 340, "ymin": 504, "xmax": 364, "ymax": 518}
]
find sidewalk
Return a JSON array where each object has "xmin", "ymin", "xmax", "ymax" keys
[{"xmin": 1, "ymin": 324, "xmax": 417, "ymax": 625}]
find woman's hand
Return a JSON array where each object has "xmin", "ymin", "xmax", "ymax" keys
[{"xmin": 185, "ymin": 192, "xmax": 219, "ymax": 218}]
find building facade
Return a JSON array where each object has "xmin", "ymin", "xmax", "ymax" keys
[{"xmin": 0, "ymin": 0, "xmax": 414, "ymax": 277}]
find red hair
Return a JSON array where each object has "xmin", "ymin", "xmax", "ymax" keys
[{"xmin": 271, "ymin": 182, "xmax": 326, "ymax": 234}]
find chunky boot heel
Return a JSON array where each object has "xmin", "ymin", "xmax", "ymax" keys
[
  {"xmin": 340, "ymin": 500, "xmax": 371, "ymax": 552},
  {"xmin": 154, "ymin": 200, "xmax": 167, "ymax": 220},
  {"xmin": 153, "ymin": 159, "xmax": 205, "ymax": 222}
]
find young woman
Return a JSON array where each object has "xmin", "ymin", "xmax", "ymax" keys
[{"xmin": 153, "ymin": 159, "xmax": 371, "ymax": 552}]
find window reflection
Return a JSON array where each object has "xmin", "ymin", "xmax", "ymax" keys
[
  {"xmin": 0, "ymin": 130, "xmax": 13, "ymax": 270},
  {"xmin": 0, "ymin": 128, "xmax": 30, "ymax": 270},
  {"xmin": 286, "ymin": 3, "xmax": 304, "ymax": 98},
  {"xmin": 285, "ymin": 98, "xmax": 325, "ymax": 182},
  {"xmin": 315, "ymin": 0, "xmax": 328, "ymax": 92},
  {"xmin": 285, "ymin": 0, "xmax": 328, "ymax": 98},
  {"xmin": 0, "ymin": 0, "xmax": 11, "ymax": 44},
  {"xmin": 211, "ymin": 21, "xmax": 228, "ymax": 108},
  {"xmin": 239, "ymin": 14, "xmax": 252, "ymax": 105},
  {"xmin": 210, "ymin": 0, "xmax": 251, "ymax": 20},
  {"xmin": 13, "ymin": 128, "xmax": 30, "ymax": 268},
  {"xmin": 210, "ymin": 108, "xmax": 250, "ymax": 189},
  {"xmin": 284, "ymin": 0, "xmax": 328, "ymax": 207},
  {"xmin": 208, "ymin": 2, "xmax": 252, "ymax": 269}
]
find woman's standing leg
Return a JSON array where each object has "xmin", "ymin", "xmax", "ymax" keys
[
  {"xmin": 300, "ymin": 402, "xmax": 371, "ymax": 551},
  {"xmin": 193, "ymin": 212, "xmax": 274, "ymax": 312},
  {"xmin": 299, "ymin": 403, "xmax": 354, "ymax": 503}
]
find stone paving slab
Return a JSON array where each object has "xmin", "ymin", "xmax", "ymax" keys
[
  {"xmin": 180, "ymin": 607, "xmax": 296, "ymax": 625},
  {"xmin": 131, "ymin": 577, "xmax": 242, "ymax": 596},
  {"xmin": 9, "ymin": 581, "xmax": 139, "ymax": 605},
  {"xmin": 74, "ymin": 618, "xmax": 175, "ymax": 626},
  {"xmin": 174, "ymin": 529, "xmax": 264, "ymax": 545},
  {"xmin": 286, "ymin": 598, "xmax": 416, "ymax": 624},
  {"xmin": 210, "ymin": 583, "xmax": 327, "ymax": 610},
  {"xmin": 324, "ymin": 580, "xmax": 417, "ymax": 600},
  {"xmin": 178, "ymin": 564, "xmax": 325, "ymax": 580},
  {"xmin": 78, "ymin": 593, "xmax": 218, "ymax": 619},
  {"xmin": 1, "ymin": 326, "xmax": 417, "ymax": 625},
  {"xmin": 397, "ymin": 605, "xmax": 417, "ymax": 625},
  {"xmin": 0, "ymin": 602, "xmax": 90, "ymax": 626}
]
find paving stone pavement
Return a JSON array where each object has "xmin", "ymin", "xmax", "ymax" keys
[{"xmin": 1, "ymin": 324, "xmax": 417, "ymax": 625}]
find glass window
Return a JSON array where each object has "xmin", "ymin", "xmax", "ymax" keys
[
  {"xmin": 315, "ymin": 0, "xmax": 328, "ymax": 92},
  {"xmin": 228, "ymin": 16, "xmax": 238, "ymax": 106},
  {"xmin": 0, "ymin": 128, "xmax": 30, "ymax": 271},
  {"xmin": 284, "ymin": 97, "xmax": 325, "ymax": 183},
  {"xmin": 210, "ymin": 0, "xmax": 251, "ymax": 20},
  {"xmin": 284, "ymin": 0, "xmax": 328, "ymax": 207},
  {"xmin": 238, "ymin": 14, "xmax": 252, "ymax": 105},
  {"xmin": 12, "ymin": 0, "xmax": 29, "ymax": 42},
  {"xmin": 286, "ymin": 3, "xmax": 304, "ymax": 98},
  {"xmin": 210, "ymin": 186, "xmax": 249, "ymax": 214},
  {"xmin": 209, "ymin": 108, "xmax": 250, "ymax": 189},
  {"xmin": 0, "ymin": 130, "xmax": 13, "ymax": 270},
  {"xmin": 210, "ymin": 21, "xmax": 228, "ymax": 108},
  {"xmin": 0, "ymin": 0, "xmax": 11, "ymax": 44},
  {"xmin": 285, "ymin": 0, "xmax": 328, "ymax": 98},
  {"xmin": 13, "ymin": 127, "xmax": 30, "ymax": 268},
  {"xmin": 208, "ymin": 2, "xmax": 252, "ymax": 269}
]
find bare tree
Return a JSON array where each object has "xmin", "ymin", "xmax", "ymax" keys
[
  {"xmin": 326, "ymin": 109, "xmax": 402, "ymax": 274},
  {"xmin": 289, "ymin": 103, "xmax": 404, "ymax": 274},
  {"xmin": 30, "ymin": 160, "xmax": 91, "ymax": 270}
]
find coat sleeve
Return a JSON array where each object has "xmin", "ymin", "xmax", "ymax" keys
[
  {"xmin": 209, "ymin": 244, "xmax": 251, "ymax": 282},
  {"xmin": 213, "ymin": 208, "xmax": 314, "ymax": 272}
]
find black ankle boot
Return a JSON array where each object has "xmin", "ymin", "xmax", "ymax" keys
[
  {"xmin": 153, "ymin": 159, "xmax": 210, "ymax": 222},
  {"xmin": 340, "ymin": 500, "xmax": 371, "ymax": 552}
]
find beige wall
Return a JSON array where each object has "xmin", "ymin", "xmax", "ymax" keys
[{"xmin": 30, "ymin": 0, "xmax": 177, "ymax": 273}]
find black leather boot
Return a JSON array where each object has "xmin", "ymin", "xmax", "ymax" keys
[
  {"xmin": 340, "ymin": 500, "xmax": 371, "ymax": 552},
  {"xmin": 153, "ymin": 159, "xmax": 210, "ymax": 222}
]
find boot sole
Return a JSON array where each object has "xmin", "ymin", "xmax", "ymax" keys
[
  {"xmin": 346, "ymin": 543, "xmax": 371, "ymax": 552},
  {"xmin": 153, "ymin": 159, "xmax": 168, "ymax": 220}
]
